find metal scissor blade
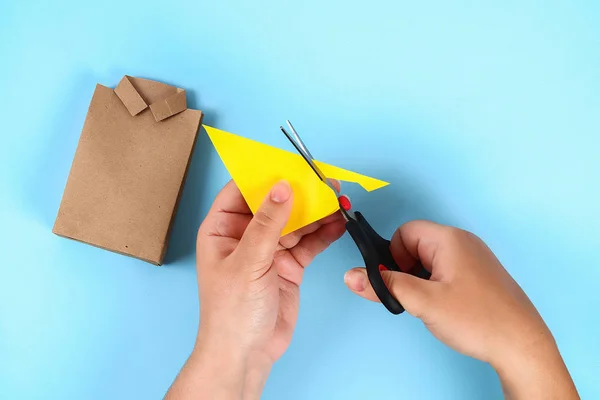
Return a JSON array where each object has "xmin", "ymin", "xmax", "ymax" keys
[
  {"xmin": 285, "ymin": 120, "xmax": 314, "ymax": 159},
  {"xmin": 280, "ymin": 123, "xmax": 330, "ymax": 186},
  {"xmin": 280, "ymin": 120, "xmax": 355, "ymax": 221}
]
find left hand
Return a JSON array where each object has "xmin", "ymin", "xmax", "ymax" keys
[{"xmin": 189, "ymin": 179, "xmax": 345, "ymax": 397}]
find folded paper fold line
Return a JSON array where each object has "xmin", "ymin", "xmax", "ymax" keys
[
  {"xmin": 204, "ymin": 125, "xmax": 389, "ymax": 235},
  {"xmin": 114, "ymin": 76, "xmax": 148, "ymax": 116},
  {"xmin": 150, "ymin": 89, "xmax": 187, "ymax": 122},
  {"xmin": 114, "ymin": 75, "xmax": 188, "ymax": 121}
]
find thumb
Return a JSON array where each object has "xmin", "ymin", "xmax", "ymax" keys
[
  {"xmin": 236, "ymin": 180, "xmax": 293, "ymax": 269},
  {"xmin": 344, "ymin": 268, "xmax": 438, "ymax": 318}
]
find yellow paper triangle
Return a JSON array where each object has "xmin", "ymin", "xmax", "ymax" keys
[{"xmin": 204, "ymin": 125, "xmax": 389, "ymax": 235}]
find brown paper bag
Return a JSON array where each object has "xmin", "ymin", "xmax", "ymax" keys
[{"xmin": 53, "ymin": 75, "xmax": 204, "ymax": 265}]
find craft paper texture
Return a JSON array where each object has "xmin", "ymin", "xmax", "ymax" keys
[
  {"xmin": 205, "ymin": 126, "xmax": 388, "ymax": 235},
  {"xmin": 53, "ymin": 76, "xmax": 203, "ymax": 265}
]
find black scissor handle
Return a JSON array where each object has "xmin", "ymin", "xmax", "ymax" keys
[{"xmin": 346, "ymin": 212, "xmax": 432, "ymax": 315}]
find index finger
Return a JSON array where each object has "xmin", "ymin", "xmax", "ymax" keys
[
  {"xmin": 198, "ymin": 181, "xmax": 252, "ymax": 239},
  {"xmin": 390, "ymin": 220, "xmax": 452, "ymax": 279},
  {"xmin": 209, "ymin": 180, "xmax": 252, "ymax": 215}
]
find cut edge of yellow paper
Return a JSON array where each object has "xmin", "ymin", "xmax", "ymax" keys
[{"xmin": 315, "ymin": 160, "xmax": 389, "ymax": 192}]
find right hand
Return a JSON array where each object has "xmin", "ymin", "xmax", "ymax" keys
[{"xmin": 344, "ymin": 221, "xmax": 578, "ymax": 399}]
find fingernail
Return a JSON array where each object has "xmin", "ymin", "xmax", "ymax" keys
[
  {"xmin": 270, "ymin": 180, "xmax": 292, "ymax": 203},
  {"xmin": 338, "ymin": 195, "xmax": 352, "ymax": 211},
  {"xmin": 344, "ymin": 270, "xmax": 367, "ymax": 292}
]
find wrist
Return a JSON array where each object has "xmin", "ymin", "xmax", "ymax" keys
[
  {"xmin": 490, "ymin": 325, "xmax": 556, "ymax": 372},
  {"xmin": 165, "ymin": 331, "xmax": 251, "ymax": 400},
  {"xmin": 243, "ymin": 351, "xmax": 274, "ymax": 400},
  {"xmin": 491, "ymin": 333, "xmax": 578, "ymax": 399},
  {"xmin": 193, "ymin": 329, "xmax": 274, "ymax": 399},
  {"xmin": 191, "ymin": 331, "xmax": 249, "ymax": 397}
]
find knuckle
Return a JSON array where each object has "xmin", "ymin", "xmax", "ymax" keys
[
  {"xmin": 245, "ymin": 256, "xmax": 271, "ymax": 272},
  {"xmin": 233, "ymin": 248, "xmax": 271, "ymax": 272},
  {"xmin": 242, "ymin": 230, "xmax": 260, "ymax": 247},
  {"xmin": 291, "ymin": 245, "xmax": 312, "ymax": 267},
  {"xmin": 279, "ymin": 232, "xmax": 300, "ymax": 249},
  {"xmin": 253, "ymin": 209, "xmax": 278, "ymax": 229},
  {"xmin": 446, "ymin": 226, "xmax": 479, "ymax": 243}
]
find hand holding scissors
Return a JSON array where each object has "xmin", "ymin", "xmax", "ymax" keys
[{"xmin": 281, "ymin": 120, "xmax": 431, "ymax": 314}]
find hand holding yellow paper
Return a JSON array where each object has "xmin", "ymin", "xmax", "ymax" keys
[{"xmin": 205, "ymin": 126, "xmax": 389, "ymax": 235}]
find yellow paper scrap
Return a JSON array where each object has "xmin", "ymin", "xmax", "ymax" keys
[
  {"xmin": 315, "ymin": 161, "xmax": 388, "ymax": 192},
  {"xmin": 204, "ymin": 125, "xmax": 389, "ymax": 235}
]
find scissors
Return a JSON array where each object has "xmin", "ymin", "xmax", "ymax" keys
[{"xmin": 280, "ymin": 120, "xmax": 432, "ymax": 315}]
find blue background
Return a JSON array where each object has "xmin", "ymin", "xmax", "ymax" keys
[{"xmin": 1, "ymin": 0, "xmax": 599, "ymax": 398}]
